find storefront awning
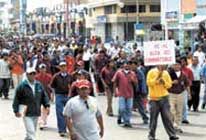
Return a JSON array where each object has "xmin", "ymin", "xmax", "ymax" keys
[{"xmin": 185, "ymin": 15, "xmax": 206, "ymax": 24}]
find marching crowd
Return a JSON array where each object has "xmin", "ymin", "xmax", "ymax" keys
[{"xmin": 0, "ymin": 35, "xmax": 206, "ymax": 140}]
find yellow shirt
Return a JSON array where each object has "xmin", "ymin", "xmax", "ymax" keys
[{"xmin": 146, "ymin": 68, "xmax": 172, "ymax": 100}]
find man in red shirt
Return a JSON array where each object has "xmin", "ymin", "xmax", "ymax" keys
[
  {"xmin": 35, "ymin": 64, "xmax": 53, "ymax": 129},
  {"xmin": 180, "ymin": 57, "xmax": 193, "ymax": 124},
  {"xmin": 112, "ymin": 61, "xmax": 137, "ymax": 127}
]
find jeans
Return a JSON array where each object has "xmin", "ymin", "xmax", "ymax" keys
[
  {"xmin": 149, "ymin": 96, "xmax": 176, "ymax": 138},
  {"xmin": 23, "ymin": 117, "xmax": 38, "ymax": 140},
  {"xmin": 0, "ymin": 78, "xmax": 10, "ymax": 98},
  {"xmin": 133, "ymin": 94, "xmax": 149, "ymax": 122},
  {"xmin": 118, "ymin": 97, "xmax": 133, "ymax": 124},
  {"xmin": 55, "ymin": 94, "xmax": 69, "ymax": 133},
  {"xmin": 182, "ymin": 90, "xmax": 188, "ymax": 121}
]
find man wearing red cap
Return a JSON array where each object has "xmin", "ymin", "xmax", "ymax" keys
[{"xmin": 63, "ymin": 80, "xmax": 104, "ymax": 140}]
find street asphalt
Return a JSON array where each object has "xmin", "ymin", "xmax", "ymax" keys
[{"xmin": 0, "ymin": 85, "xmax": 206, "ymax": 140}]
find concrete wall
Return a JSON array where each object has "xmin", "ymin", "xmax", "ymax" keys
[
  {"xmin": 94, "ymin": 23, "xmax": 105, "ymax": 41},
  {"xmin": 112, "ymin": 23, "xmax": 124, "ymax": 41}
]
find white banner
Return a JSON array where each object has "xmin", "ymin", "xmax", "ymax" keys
[{"xmin": 144, "ymin": 40, "xmax": 176, "ymax": 66}]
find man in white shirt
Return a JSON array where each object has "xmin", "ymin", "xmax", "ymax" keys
[
  {"xmin": 63, "ymin": 80, "xmax": 104, "ymax": 140},
  {"xmin": 193, "ymin": 46, "xmax": 205, "ymax": 67}
]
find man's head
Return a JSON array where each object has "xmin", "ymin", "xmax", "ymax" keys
[
  {"xmin": 173, "ymin": 60, "xmax": 181, "ymax": 72},
  {"xmin": 192, "ymin": 56, "xmax": 199, "ymax": 66},
  {"xmin": 197, "ymin": 46, "xmax": 202, "ymax": 52},
  {"xmin": 129, "ymin": 61, "xmax": 138, "ymax": 71},
  {"xmin": 107, "ymin": 60, "xmax": 115, "ymax": 68},
  {"xmin": 59, "ymin": 61, "xmax": 67, "ymax": 72},
  {"xmin": 77, "ymin": 80, "xmax": 91, "ymax": 99},
  {"xmin": 2, "ymin": 51, "xmax": 9, "ymax": 60},
  {"xmin": 26, "ymin": 67, "xmax": 36, "ymax": 83},
  {"xmin": 180, "ymin": 56, "xmax": 187, "ymax": 67},
  {"xmin": 38, "ymin": 63, "xmax": 47, "ymax": 73},
  {"xmin": 122, "ymin": 61, "xmax": 130, "ymax": 70}
]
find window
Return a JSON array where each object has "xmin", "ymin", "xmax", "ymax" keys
[
  {"xmin": 139, "ymin": 5, "xmax": 146, "ymax": 13},
  {"xmin": 150, "ymin": 5, "xmax": 160, "ymax": 12},
  {"xmin": 121, "ymin": 5, "xmax": 137, "ymax": 13},
  {"xmin": 104, "ymin": 5, "xmax": 113, "ymax": 14}
]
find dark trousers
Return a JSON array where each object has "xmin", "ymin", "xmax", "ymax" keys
[
  {"xmin": 95, "ymin": 74, "xmax": 104, "ymax": 93},
  {"xmin": 133, "ymin": 94, "xmax": 149, "ymax": 122},
  {"xmin": 0, "ymin": 78, "xmax": 10, "ymax": 98},
  {"xmin": 84, "ymin": 60, "xmax": 90, "ymax": 71},
  {"xmin": 188, "ymin": 81, "xmax": 201, "ymax": 111},
  {"xmin": 149, "ymin": 97, "xmax": 176, "ymax": 138}
]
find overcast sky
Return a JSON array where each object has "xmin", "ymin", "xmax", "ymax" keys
[{"xmin": 27, "ymin": 0, "xmax": 63, "ymax": 11}]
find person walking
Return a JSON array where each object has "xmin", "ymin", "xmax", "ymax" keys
[
  {"xmin": 50, "ymin": 61, "xmax": 72, "ymax": 137},
  {"xmin": 168, "ymin": 60, "xmax": 190, "ymax": 133},
  {"xmin": 100, "ymin": 60, "xmax": 116, "ymax": 116},
  {"xmin": 35, "ymin": 64, "xmax": 53, "ymax": 129},
  {"xmin": 9, "ymin": 49, "xmax": 24, "ymax": 90},
  {"xmin": 180, "ymin": 56, "xmax": 193, "ymax": 124},
  {"xmin": 12, "ymin": 67, "xmax": 50, "ymax": 140},
  {"xmin": 188, "ymin": 56, "xmax": 202, "ymax": 112},
  {"xmin": 63, "ymin": 80, "xmax": 104, "ymax": 140},
  {"xmin": 130, "ymin": 61, "xmax": 149, "ymax": 124},
  {"xmin": 0, "ymin": 51, "xmax": 11, "ymax": 99},
  {"xmin": 146, "ymin": 65, "xmax": 178, "ymax": 140},
  {"xmin": 112, "ymin": 61, "xmax": 137, "ymax": 127}
]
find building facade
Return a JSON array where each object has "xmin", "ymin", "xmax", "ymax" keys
[{"xmin": 80, "ymin": 0, "xmax": 161, "ymax": 42}]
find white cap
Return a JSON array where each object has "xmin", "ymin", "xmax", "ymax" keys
[
  {"xmin": 39, "ymin": 63, "xmax": 46, "ymax": 69},
  {"xmin": 26, "ymin": 67, "xmax": 36, "ymax": 74},
  {"xmin": 59, "ymin": 61, "xmax": 67, "ymax": 66}
]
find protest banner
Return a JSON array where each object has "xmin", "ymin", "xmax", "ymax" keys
[{"xmin": 144, "ymin": 40, "xmax": 176, "ymax": 66}]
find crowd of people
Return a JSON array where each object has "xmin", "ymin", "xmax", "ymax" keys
[{"xmin": 0, "ymin": 35, "xmax": 205, "ymax": 140}]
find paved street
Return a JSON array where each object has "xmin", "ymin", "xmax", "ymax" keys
[{"xmin": 0, "ymin": 87, "xmax": 206, "ymax": 140}]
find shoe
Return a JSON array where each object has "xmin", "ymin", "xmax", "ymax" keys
[
  {"xmin": 202, "ymin": 103, "xmax": 205, "ymax": 109},
  {"xmin": 4, "ymin": 97, "xmax": 9, "ymax": 100},
  {"xmin": 124, "ymin": 123, "xmax": 132, "ymax": 128},
  {"xmin": 108, "ymin": 113, "xmax": 114, "ymax": 117},
  {"xmin": 39, "ymin": 124, "xmax": 47, "ymax": 130},
  {"xmin": 182, "ymin": 120, "xmax": 189, "ymax": 124},
  {"xmin": 59, "ymin": 132, "xmax": 67, "ymax": 137},
  {"xmin": 175, "ymin": 128, "xmax": 183, "ymax": 133},
  {"xmin": 170, "ymin": 136, "xmax": 179, "ymax": 140},
  {"xmin": 148, "ymin": 136, "xmax": 157, "ymax": 140},
  {"xmin": 143, "ymin": 120, "xmax": 149, "ymax": 124},
  {"xmin": 193, "ymin": 109, "xmax": 198, "ymax": 112},
  {"xmin": 117, "ymin": 119, "xmax": 122, "ymax": 124}
]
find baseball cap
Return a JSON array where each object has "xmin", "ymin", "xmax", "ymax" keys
[
  {"xmin": 76, "ymin": 80, "xmax": 91, "ymax": 89},
  {"xmin": 26, "ymin": 67, "xmax": 36, "ymax": 74},
  {"xmin": 39, "ymin": 63, "xmax": 46, "ymax": 69},
  {"xmin": 59, "ymin": 61, "xmax": 67, "ymax": 66}
]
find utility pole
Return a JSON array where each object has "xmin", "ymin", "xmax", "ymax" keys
[
  {"xmin": 136, "ymin": 0, "xmax": 139, "ymax": 42},
  {"xmin": 19, "ymin": 0, "xmax": 27, "ymax": 35},
  {"xmin": 66, "ymin": 0, "xmax": 70, "ymax": 38},
  {"xmin": 179, "ymin": 0, "xmax": 184, "ymax": 52},
  {"xmin": 164, "ymin": 0, "xmax": 168, "ymax": 40}
]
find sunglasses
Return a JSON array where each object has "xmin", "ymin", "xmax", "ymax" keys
[{"xmin": 84, "ymin": 100, "xmax": 89, "ymax": 110}]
